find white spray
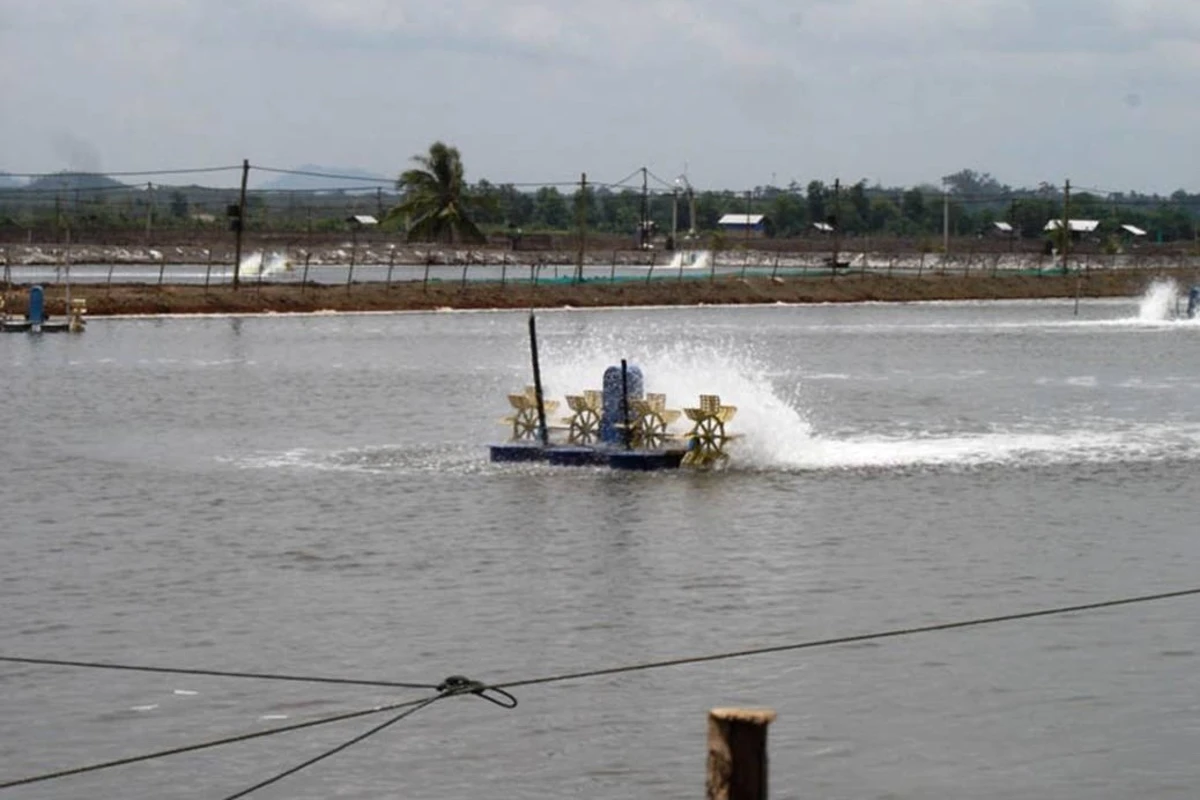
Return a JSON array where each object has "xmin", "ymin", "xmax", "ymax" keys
[{"xmin": 1137, "ymin": 279, "xmax": 1178, "ymax": 321}]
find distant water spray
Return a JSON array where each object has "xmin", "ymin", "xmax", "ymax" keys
[
  {"xmin": 1137, "ymin": 279, "xmax": 1178, "ymax": 321},
  {"xmin": 663, "ymin": 250, "xmax": 713, "ymax": 272},
  {"xmin": 238, "ymin": 251, "xmax": 291, "ymax": 278},
  {"xmin": 535, "ymin": 328, "xmax": 1200, "ymax": 473}
]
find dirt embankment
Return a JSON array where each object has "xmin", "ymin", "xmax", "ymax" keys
[{"xmin": 5, "ymin": 270, "xmax": 1186, "ymax": 317}]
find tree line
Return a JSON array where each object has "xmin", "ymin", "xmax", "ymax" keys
[{"xmin": 3, "ymin": 155, "xmax": 1199, "ymax": 245}]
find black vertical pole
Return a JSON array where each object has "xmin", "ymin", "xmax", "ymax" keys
[
  {"xmin": 529, "ymin": 313, "xmax": 549, "ymax": 446},
  {"xmin": 621, "ymin": 358, "xmax": 631, "ymax": 450},
  {"xmin": 233, "ymin": 158, "xmax": 249, "ymax": 290}
]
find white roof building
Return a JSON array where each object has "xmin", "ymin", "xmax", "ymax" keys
[
  {"xmin": 993, "ymin": 221, "xmax": 1014, "ymax": 232},
  {"xmin": 718, "ymin": 213, "xmax": 766, "ymax": 226},
  {"xmin": 812, "ymin": 221, "xmax": 834, "ymax": 232},
  {"xmin": 1120, "ymin": 224, "xmax": 1147, "ymax": 236},
  {"xmin": 1044, "ymin": 219, "xmax": 1100, "ymax": 233}
]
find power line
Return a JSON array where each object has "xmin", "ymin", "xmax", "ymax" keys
[
  {"xmin": 0, "ymin": 655, "xmax": 438, "ymax": 690},
  {"xmin": 604, "ymin": 168, "xmax": 644, "ymax": 189},
  {"xmin": 3, "ymin": 166, "xmax": 242, "ymax": 179},
  {"xmin": 645, "ymin": 169, "xmax": 680, "ymax": 191},
  {"xmin": 251, "ymin": 166, "xmax": 394, "ymax": 184},
  {"xmin": 0, "ymin": 696, "xmax": 436, "ymax": 791},
  {"xmin": 494, "ymin": 586, "xmax": 1200, "ymax": 690}
]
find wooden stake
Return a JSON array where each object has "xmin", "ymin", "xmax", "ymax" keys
[{"xmin": 706, "ymin": 707, "xmax": 776, "ymax": 800}]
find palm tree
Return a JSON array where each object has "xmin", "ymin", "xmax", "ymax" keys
[{"xmin": 387, "ymin": 141, "xmax": 485, "ymax": 244}]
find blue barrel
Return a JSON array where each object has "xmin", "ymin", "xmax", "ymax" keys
[
  {"xmin": 1188, "ymin": 286, "xmax": 1199, "ymax": 319},
  {"xmin": 27, "ymin": 286, "xmax": 44, "ymax": 325},
  {"xmin": 600, "ymin": 363, "xmax": 644, "ymax": 445}
]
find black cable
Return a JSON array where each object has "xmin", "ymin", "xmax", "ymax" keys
[
  {"xmin": 495, "ymin": 586, "xmax": 1200, "ymax": 690},
  {"xmin": 646, "ymin": 169, "xmax": 680, "ymax": 191},
  {"xmin": 3, "ymin": 588, "xmax": 1198, "ymax": 793},
  {"xmin": 0, "ymin": 696, "xmax": 436, "ymax": 791},
  {"xmin": 219, "ymin": 696, "xmax": 441, "ymax": 800},
  {"xmin": 251, "ymin": 166, "xmax": 393, "ymax": 184},
  {"xmin": 0, "ymin": 655, "xmax": 437, "ymax": 690},
  {"xmin": 604, "ymin": 168, "xmax": 644, "ymax": 189},
  {"xmin": 3, "ymin": 166, "xmax": 241, "ymax": 179}
]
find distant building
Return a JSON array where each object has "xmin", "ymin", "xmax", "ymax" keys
[
  {"xmin": 1044, "ymin": 218, "xmax": 1101, "ymax": 242},
  {"xmin": 812, "ymin": 221, "xmax": 834, "ymax": 234},
  {"xmin": 1120, "ymin": 224, "xmax": 1147, "ymax": 238},
  {"xmin": 1043, "ymin": 219, "xmax": 1100, "ymax": 233},
  {"xmin": 718, "ymin": 213, "xmax": 769, "ymax": 237}
]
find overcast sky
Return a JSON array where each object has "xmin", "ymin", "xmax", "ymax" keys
[{"xmin": 2, "ymin": 0, "xmax": 1198, "ymax": 192}]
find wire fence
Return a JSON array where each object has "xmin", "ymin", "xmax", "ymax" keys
[{"xmin": 2, "ymin": 242, "xmax": 1199, "ymax": 291}]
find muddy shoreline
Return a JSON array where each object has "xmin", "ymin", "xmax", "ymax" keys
[{"xmin": 4, "ymin": 270, "xmax": 1186, "ymax": 317}]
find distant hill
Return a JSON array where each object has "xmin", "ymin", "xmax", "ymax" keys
[
  {"xmin": 24, "ymin": 172, "xmax": 127, "ymax": 192},
  {"xmin": 0, "ymin": 172, "xmax": 22, "ymax": 189},
  {"xmin": 258, "ymin": 164, "xmax": 392, "ymax": 192}
]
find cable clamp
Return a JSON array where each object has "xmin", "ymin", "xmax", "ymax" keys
[{"xmin": 436, "ymin": 675, "xmax": 518, "ymax": 709}]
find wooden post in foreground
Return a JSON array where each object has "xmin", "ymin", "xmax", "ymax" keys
[{"xmin": 706, "ymin": 707, "xmax": 775, "ymax": 800}]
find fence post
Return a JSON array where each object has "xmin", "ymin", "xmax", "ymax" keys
[
  {"xmin": 771, "ymin": 252, "xmax": 780, "ymax": 280},
  {"xmin": 204, "ymin": 249, "xmax": 213, "ymax": 291},
  {"xmin": 106, "ymin": 261, "xmax": 115, "ymax": 293},
  {"xmin": 423, "ymin": 255, "xmax": 432, "ymax": 293},
  {"xmin": 301, "ymin": 252, "xmax": 312, "ymax": 293},
  {"xmin": 158, "ymin": 252, "xmax": 167, "ymax": 286},
  {"xmin": 706, "ymin": 708, "xmax": 775, "ymax": 800},
  {"xmin": 645, "ymin": 251, "xmax": 656, "ymax": 284},
  {"xmin": 386, "ymin": 246, "xmax": 396, "ymax": 289},
  {"xmin": 610, "ymin": 250, "xmax": 617, "ymax": 283},
  {"xmin": 460, "ymin": 257, "xmax": 469, "ymax": 290},
  {"xmin": 501, "ymin": 252, "xmax": 507, "ymax": 288}
]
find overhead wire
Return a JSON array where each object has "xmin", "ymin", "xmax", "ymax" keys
[{"xmin": 2, "ymin": 166, "xmax": 242, "ymax": 179}]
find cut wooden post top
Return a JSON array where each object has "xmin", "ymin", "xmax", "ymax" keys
[{"xmin": 709, "ymin": 708, "xmax": 777, "ymax": 725}]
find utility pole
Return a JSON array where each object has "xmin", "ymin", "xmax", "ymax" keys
[
  {"xmin": 144, "ymin": 182, "xmax": 154, "ymax": 245},
  {"xmin": 639, "ymin": 167, "xmax": 648, "ymax": 249},
  {"xmin": 376, "ymin": 186, "xmax": 383, "ymax": 218},
  {"xmin": 1009, "ymin": 198, "xmax": 1017, "ymax": 252},
  {"xmin": 831, "ymin": 178, "xmax": 841, "ymax": 269},
  {"xmin": 942, "ymin": 184, "xmax": 950, "ymax": 254},
  {"xmin": 233, "ymin": 158, "xmax": 249, "ymax": 290},
  {"xmin": 671, "ymin": 186, "xmax": 679, "ymax": 247},
  {"xmin": 744, "ymin": 189, "xmax": 752, "ymax": 252},
  {"xmin": 1061, "ymin": 178, "xmax": 1071, "ymax": 274},
  {"xmin": 688, "ymin": 185, "xmax": 696, "ymax": 238},
  {"xmin": 575, "ymin": 172, "xmax": 587, "ymax": 283}
]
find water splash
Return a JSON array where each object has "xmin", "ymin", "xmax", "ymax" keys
[
  {"xmin": 1137, "ymin": 279, "xmax": 1178, "ymax": 321},
  {"xmin": 238, "ymin": 251, "xmax": 292, "ymax": 278},
  {"xmin": 541, "ymin": 334, "xmax": 815, "ymax": 466},
  {"xmin": 662, "ymin": 250, "xmax": 713, "ymax": 272}
]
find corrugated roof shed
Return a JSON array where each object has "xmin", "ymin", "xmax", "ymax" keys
[
  {"xmin": 1044, "ymin": 219, "xmax": 1100, "ymax": 233},
  {"xmin": 1121, "ymin": 224, "xmax": 1147, "ymax": 236},
  {"xmin": 993, "ymin": 221, "xmax": 1013, "ymax": 232},
  {"xmin": 718, "ymin": 214, "xmax": 765, "ymax": 226}
]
